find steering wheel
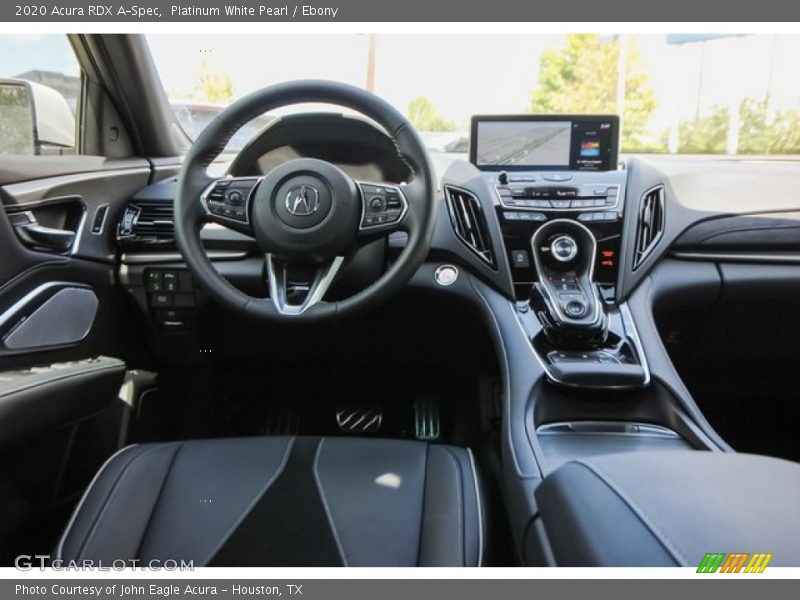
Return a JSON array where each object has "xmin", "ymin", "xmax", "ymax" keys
[{"xmin": 174, "ymin": 80, "xmax": 436, "ymax": 322}]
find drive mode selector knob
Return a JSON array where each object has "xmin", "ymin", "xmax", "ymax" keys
[{"xmin": 550, "ymin": 235, "xmax": 578, "ymax": 262}]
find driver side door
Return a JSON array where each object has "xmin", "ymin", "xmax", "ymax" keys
[{"xmin": 0, "ymin": 34, "xmax": 152, "ymax": 563}]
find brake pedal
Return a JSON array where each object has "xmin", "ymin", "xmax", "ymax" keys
[
  {"xmin": 336, "ymin": 404, "xmax": 383, "ymax": 434},
  {"xmin": 414, "ymin": 398, "xmax": 440, "ymax": 441}
]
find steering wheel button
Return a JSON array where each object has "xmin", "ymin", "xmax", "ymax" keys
[
  {"xmin": 360, "ymin": 184, "xmax": 382, "ymax": 195},
  {"xmin": 369, "ymin": 197, "xmax": 385, "ymax": 211},
  {"xmin": 226, "ymin": 190, "xmax": 243, "ymax": 206}
]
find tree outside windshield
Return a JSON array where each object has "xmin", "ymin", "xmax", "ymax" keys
[{"xmin": 3, "ymin": 34, "xmax": 795, "ymax": 157}]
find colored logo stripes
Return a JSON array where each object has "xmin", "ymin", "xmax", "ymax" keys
[{"xmin": 697, "ymin": 553, "xmax": 773, "ymax": 573}]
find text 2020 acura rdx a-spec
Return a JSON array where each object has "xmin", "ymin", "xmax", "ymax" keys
[{"xmin": 0, "ymin": 33, "xmax": 799, "ymax": 568}]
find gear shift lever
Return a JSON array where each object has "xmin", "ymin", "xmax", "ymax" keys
[{"xmin": 529, "ymin": 219, "xmax": 608, "ymax": 348}]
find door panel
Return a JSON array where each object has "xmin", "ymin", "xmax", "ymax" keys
[
  {"xmin": 0, "ymin": 163, "xmax": 150, "ymax": 359},
  {"xmin": 0, "ymin": 160, "xmax": 153, "ymax": 562}
]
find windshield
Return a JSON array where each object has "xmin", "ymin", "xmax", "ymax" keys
[{"xmin": 148, "ymin": 33, "xmax": 800, "ymax": 158}]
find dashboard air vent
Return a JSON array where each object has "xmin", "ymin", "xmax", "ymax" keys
[
  {"xmin": 118, "ymin": 202, "xmax": 174, "ymax": 243},
  {"xmin": 444, "ymin": 185, "xmax": 495, "ymax": 267},
  {"xmin": 633, "ymin": 185, "xmax": 665, "ymax": 270}
]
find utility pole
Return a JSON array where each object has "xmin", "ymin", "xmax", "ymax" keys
[
  {"xmin": 616, "ymin": 34, "xmax": 628, "ymax": 144},
  {"xmin": 366, "ymin": 34, "xmax": 376, "ymax": 92}
]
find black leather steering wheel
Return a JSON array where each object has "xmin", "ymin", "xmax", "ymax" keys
[{"xmin": 174, "ymin": 80, "xmax": 436, "ymax": 322}]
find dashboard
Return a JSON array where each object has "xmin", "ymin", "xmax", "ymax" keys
[{"xmin": 109, "ymin": 110, "xmax": 800, "ymax": 347}]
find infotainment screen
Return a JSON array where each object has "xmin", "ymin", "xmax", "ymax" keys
[{"xmin": 470, "ymin": 115, "xmax": 619, "ymax": 171}]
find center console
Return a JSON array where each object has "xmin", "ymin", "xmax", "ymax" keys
[
  {"xmin": 472, "ymin": 114, "xmax": 647, "ymax": 390},
  {"xmin": 469, "ymin": 115, "xmax": 736, "ymax": 566}
]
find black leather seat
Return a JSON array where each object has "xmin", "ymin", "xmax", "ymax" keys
[
  {"xmin": 56, "ymin": 436, "xmax": 483, "ymax": 566},
  {"xmin": 534, "ymin": 451, "xmax": 800, "ymax": 566}
]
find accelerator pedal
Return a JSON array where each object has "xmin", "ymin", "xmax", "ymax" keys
[{"xmin": 413, "ymin": 397, "xmax": 440, "ymax": 441}]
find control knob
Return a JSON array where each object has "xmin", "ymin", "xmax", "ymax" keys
[{"xmin": 550, "ymin": 235, "xmax": 578, "ymax": 263}]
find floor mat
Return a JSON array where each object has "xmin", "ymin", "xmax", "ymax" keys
[{"xmin": 134, "ymin": 361, "xmax": 460, "ymax": 443}]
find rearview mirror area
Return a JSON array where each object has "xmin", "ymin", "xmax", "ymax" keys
[{"xmin": 0, "ymin": 78, "xmax": 76, "ymax": 155}]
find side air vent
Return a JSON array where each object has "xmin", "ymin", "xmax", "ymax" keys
[
  {"xmin": 117, "ymin": 202, "xmax": 174, "ymax": 244},
  {"xmin": 444, "ymin": 185, "xmax": 496, "ymax": 267},
  {"xmin": 633, "ymin": 185, "xmax": 665, "ymax": 270}
]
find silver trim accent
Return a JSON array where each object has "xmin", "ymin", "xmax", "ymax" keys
[
  {"xmin": 89, "ymin": 203, "xmax": 109, "ymax": 236},
  {"xmin": 537, "ymin": 421, "xmax": 679, "ymax": 438},
  {"xmin": 632, "ymin": 184, "xmax": 665, "ymax": 271},
  {"xmin": 530, "ymin": 218, "xmax": 602, "ymax": 328},
  {"xmin": 550, "ymin": 235, "xmax": 578, "ymax": 262},
  {"xmin": 9, "ymin": 207, "xmax": 85, "ymax": 256},
  {"xmin": 466, "ymin": 448, "xmax": 485, "ymax": 568},
  {"xmin": 121, "ymin": 251, "xmax": 248, "ymax": 265},
  {"xmin": 434, "ymin": 264, "xmax": 459, "ymax": 287},
  {"xmin": 200, "ymin": 176, "xmax": 261, "ymax": 227},
  {"xmin": 3, "ymin": 287, "xmax": 98, "ymax": 350},
  {"xmin": 0, "ymin": 282, "xmax": 82, "ymax": 330},
  {"xmin": 671, "ymin": 250, "xmax": 800, "ymax": 264},
  {"xmin": 619, "ymin": 302, "xmax": 651, "ymax": 387},
  {"xmin": 266, "ymin": 254, "xmax": 344, "ymax": 316},
  {"xmin": 356, "ymin": 181, "xmax": 409, "ymax": 232},
  {"xmin": 494, "ymin": 183, "xmax": 621, "ymax": 212},
  {"xmin": 285, "ymin": 184, "xmax": 321, "ymax": 216},
  {"xmin": 444, "ymin": 184, "xmax": 495, "ymax": 266}
]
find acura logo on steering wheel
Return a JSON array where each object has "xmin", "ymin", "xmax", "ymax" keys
[{"xmin": 285, "ymin": 185, "xmax": 321, "ymax": 216}]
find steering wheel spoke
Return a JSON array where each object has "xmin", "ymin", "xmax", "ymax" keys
[
  {"xmin": 266, "ymin": 254, "xmax": 344, "ymax": 316},
  {"xmin": 356, "ymin": 181, "xmax": 409, "ymax": 237},
  {"xmin": 200, "ymin": 177, "xmax": 261, "ymax": 236}
]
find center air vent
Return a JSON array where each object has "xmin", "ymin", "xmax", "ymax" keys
[
  {"xmin": 117, "ymin": 202, "xmax": 174, "ymax": 243},
  {"xmin": 444, "ymin": 185, "xmax": 496, "ymax": 267},
  {"xmin": 633, "ymin": 185, "xmax": 665, "ymax": 270}
]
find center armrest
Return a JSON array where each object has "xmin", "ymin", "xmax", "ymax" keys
[{"xmin": 533, "ymin": 451, "xmax": 800, "ymax": 567}]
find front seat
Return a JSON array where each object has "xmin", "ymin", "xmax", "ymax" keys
[{"xmin": 55, "ymin": 436, "xmax": 483, "ymax": 567}]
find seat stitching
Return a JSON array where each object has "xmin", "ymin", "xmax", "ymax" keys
[
  {"xmin": 74, "ymin": 444, "xmax": 169, "ymax": 561},
  {"xmin": 54, "ymin": 444, "xmax": 140, "ymax": 560},
  {"xmin": 466, "ymin": 448, "xmax": 484, "ymax": 567},
  {"xmin": 572, "ymin": 461, "xmax": 690, "ymax": 565},
  {"xmin": 439, "ymin": 447, "xmax": 465, "ymax": 567},
  {"xmin": 312, "ymin": 437, "xmax": 348, "ymax": 566},
  {"xmin": 200, "ymin": 437, "xmax": 296, "ymax": 566},
  {"xmin": 133, "ymin": 441, "xmax": 184, "ymax": 559},
  {"xmin": 416, "ymin": 443, "xmax": 430, "ymax": 566}
]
